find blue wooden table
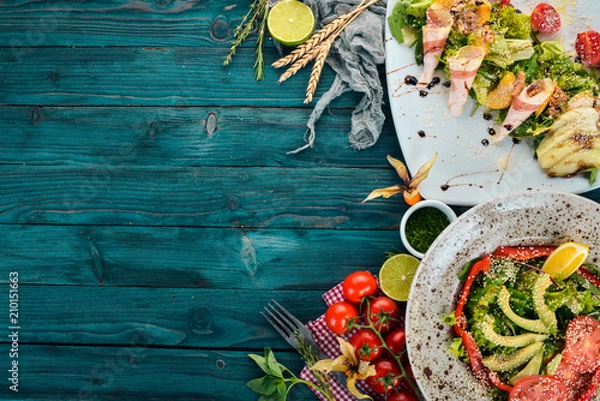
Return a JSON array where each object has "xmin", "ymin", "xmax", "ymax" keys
[{"xmin": 1, "ymin": 1, "xmax": 599, "ymax": 400}]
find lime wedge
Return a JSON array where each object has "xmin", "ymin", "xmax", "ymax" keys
[
  {"xmin": 267, "ymin": 0, "xmax": 315, "ymax": 47},
  {"xmin": 379, "ymin": 254, "xmax": 421, "ymax": 302}
]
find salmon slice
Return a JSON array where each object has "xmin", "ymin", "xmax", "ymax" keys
[
  {"xmin": 447, "ymin": 46, "xmax": 486, "ymax": 117},
  {"xmin": 418, "ymin": 3, "xmax": 453, "ymax": 86},
  {"xmin": 493, "ymin": 78, "xmax": 555, "ymax": 142}
]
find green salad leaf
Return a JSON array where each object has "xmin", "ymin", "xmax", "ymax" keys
[{"xmin": 488, "ymin": 4, "xmax": 531, "ymax": 39}]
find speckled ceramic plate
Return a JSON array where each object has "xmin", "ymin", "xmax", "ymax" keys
[
  {"xmin": 385, "ymin": 0, "xmax": 600, "ymax": 206},
  {"xmin": 405, "ymin": 190, "xmax": 600, "ymax": 401}
]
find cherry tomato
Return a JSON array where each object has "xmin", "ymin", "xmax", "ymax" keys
[
  {"xmin": 508, "ymin": 375, "xmax": 567, "ymax": 401},
  {"xmin": 342, "ymin": 271, "xmax": 378, "ymax": 304},
  {"xmin": 364, "ymin": 296, "xmax": 400, "ymax": 332},
  {"xmin": 499, "ymin": 0, "xmax": 511, "ymax": 6},
  {"xmin": 387, "ymin": 390, "xmax": 419, "ymax": 401},
  {"xmin": 576, "ymin": 30, "xmax": 600, "ymax": 66},
  {"xmin": 348, "ymin": 329, "xmax": 383, "ymax": 362},
  {"xmin": 531, "ymin": 3, "xmax": 561, "ymax": 34},
  {"xmin": 385, "ymin": 328, "xmax": 407, "ymax": 356},
  {"xmin": 367, "ymin": 358, "xmax": 403, "ymax": 395},
  {"xmin": 324, "ymin": 301, "xmax": 358, "ymax": 335}
]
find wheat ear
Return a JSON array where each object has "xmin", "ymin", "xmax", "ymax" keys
[
  {"xmin": 278, "ymin": 0, "xmax": 371, "ymax": 83},
  {"xmin": 272, "ymin": 13, "xmax": 352, "ymax": 69},
  {"xmin": 304, "ymin": 40, "xmax": 333, "ymax": 104},
  {"xmin": 272, "ymin": 0, "xmax": 375, "ymax": 69}
]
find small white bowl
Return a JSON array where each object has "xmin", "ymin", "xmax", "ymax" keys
[{"xmin": 399, "ymin": 199, "xmax": 457, "ymax": 259}]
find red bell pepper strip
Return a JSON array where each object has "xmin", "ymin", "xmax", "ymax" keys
[
  {"xmin": 578, "ymin": 267, "xmax": 600, "ymax": 289},
  {"xmin": 461, "ymin": 330, "xmax": 493, "ymax": 388},
  {"xmin": 454, "ymin": 254, "xmax": 491, "ymax": 336},
  {"xmin": 491, "ymin": 245, "xmax": 556, "ymax": 260},
  {"xmin": 461, "ymin": 329, "xmax": 513, "ymax": 393}
]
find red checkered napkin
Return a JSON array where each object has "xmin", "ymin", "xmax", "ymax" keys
[{"xmin": 302, "ymin": 283, "xmax": 385, "ymax": 401}]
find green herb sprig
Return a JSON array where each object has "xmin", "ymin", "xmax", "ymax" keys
[
  {"xmin": 247, "ymin": 347, "xmax": 334, "ymax": 401},
  {"xmin": 224, "ymin": 0, "xmax": 270, "ymax": 80}
]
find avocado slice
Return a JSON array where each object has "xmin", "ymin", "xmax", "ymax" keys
[
  {"xmin": 532, "ymin": 274, "xmax": 557, "ymax": 334},
  {"xmin": 478, "ymin": 315, "xmax": 548, "ymax": 348},
  {"xmin": 483, "ymin": 341, "xmax": 545, "ymax": 372},
  {"xmin": 509, "ymin": 343, "xmax": 545, "ymax": 384},
  {"xmin": 497, "ymin": 286, "xmax": 551, "ymax": 334}
]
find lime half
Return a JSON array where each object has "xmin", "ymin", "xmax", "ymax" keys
[
  {"xmin": 379, "ymin": 253, "xmax": 421, "ymax": 302},
  {"xmin": 267, "ymin": 0, "xmax": 315, "ymax": 47}
]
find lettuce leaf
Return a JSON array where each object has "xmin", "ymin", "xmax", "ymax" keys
[
  {"xmin": 486, "ymin": 36, "xmax": 535, "ymax": 69},
  {"xmin": 488, "ymin": 5, "xmax": 531, "ymax": 39},
  {"xmin": 404, "ymin": 0, "xmax": 434, "ymax": 18}
]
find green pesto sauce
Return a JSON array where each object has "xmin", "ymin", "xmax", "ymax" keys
[{"xmin": 406, "ymin": 207, "xmax": 450, "ymax": 253}]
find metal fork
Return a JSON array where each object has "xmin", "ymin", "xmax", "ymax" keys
[
  {"xmin": 261, "ymin": 299, "xmax": 320, "ymax": 352},
  {"xmin": 262, "ymin": 300, "xmax": 349, "ymax": 388}
]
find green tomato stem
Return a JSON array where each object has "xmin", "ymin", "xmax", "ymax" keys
[{"xmin": 360, "ymin": 298, "xmax": 425, "ymax": 401}]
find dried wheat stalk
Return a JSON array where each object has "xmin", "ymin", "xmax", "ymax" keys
[
  {"xmin": 272, "ymin": 12, "xmax": 353, "ymax": 69},
  {"xmin": 304, "ymin": 40, "xmax": 333, "ymax": 104},
  {"xmin": 273, "ymin": 0, "xmax": 381, "ymax": 102}
]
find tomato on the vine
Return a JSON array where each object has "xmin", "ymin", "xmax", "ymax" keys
[
  {"xmin": 325, "ymin": 301, "xmax": 358, "ymax": 335},
  {"xmin": 348, "ymin": 329, "xmax": 383, "ymax": 362},
  {"xmin": 531, "ymin": 3, "xmax": 561, "ymax": 34},
  {"xmin": 364, "ymin": 296, "xmax": 399, "ymax": 332},
  {"xmin": 342, "ymin": 271, "xmax": 378, "ymax": 304},
  {"xmin": 367, "ymin": 358, "xmax": 403, "ymax": 394},
  {"xmin": 576, "ymin": 30, "xmax": 600, "ymax": 66},
  {"xmin": 385, "ymin": 328, "xmax": 406, "ymax": 355},
  {"xmin": 387, "ymin": 389, "xmax": 419, "ymax": 401}
]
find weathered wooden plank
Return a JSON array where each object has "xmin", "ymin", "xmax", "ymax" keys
[
  {"xmin": 0, "ymin": 46, "xmax": 361, "ymax": 107},
  {"xmin": 5, "ymin": 286, "xmax": 326, "ymax": 349},
  {"xmin": 0, "ymin": 166, "xmax": 407, "ymax": 228},
  {"xmin": 0, "ymin": 225, "xmax": 400, "ymax": 288},
  {"xmin": 0, "ymin": 0, "xmax": 254, "ymax": 48},
  {"xmin": 0, "ymin": 105, "xmax": 399, "ymax": 168},
  {"xmin": 2, "ymin": 345, "xmax": 313, "ymax": 400}
]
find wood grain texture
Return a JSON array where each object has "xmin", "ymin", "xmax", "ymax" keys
[
  {"xmin": 0, "ymin": 166, "xmax": 406, "ymax": 228},
  {"xmin": 0, "ymin": 46, "xmax": 362, "ymax": 107},
  {"xmin": 0, "ymin": 105, "xmax": 399, "ymax": 168},
  {"xmin": 12, "ymin": 286, "xmax": 325, "ymax": 349},
  {"xmin": 2, "ymin": 0, "xmax": 600, "ymax": 399},
  {"xmin": 0, "ymin": 0, "xmax": 249, "ymax": 48},
  {"xmin": 0, "ymin": 225, "xmax": 400, "ymax": 288},
  {"xmin": 2, "ymin": 345, "xmax": 312, "ymax": 400}
]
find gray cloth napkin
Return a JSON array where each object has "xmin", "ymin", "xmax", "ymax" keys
[{"xmin": 289, "ymin": 0, "xmax": 387, "ymax": 153}]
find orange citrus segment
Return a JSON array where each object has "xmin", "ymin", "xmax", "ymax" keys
[
  {"xmin": 542, "ymin": 242, "xmax": 590, "ymax": 280},
  {"xmin": 486, "ymin": 72, "xmax": 517, "ymax": 109},
  {"xmin": 477, "ymin": 3, "xmax": 492, "ymax": 25}
]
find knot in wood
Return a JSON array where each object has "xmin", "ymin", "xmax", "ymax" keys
[
  {"xmin": 188, "ymin": 306, "xmax": 214, "ymax": 335},
  {"xmin": 31, "ymin": 106, "xmax": 42, "ymax": 124},
  {"xmin": 147, "ymin": 120, "xmax": 159, "ymax": 137},
  {"xmin": 204, "ymin": 112, "xmax": 218, "ymax": 137},
  {"xmin": 227, "ymin": 196, "xmax": 240, "ymax": 211},
  {"xmin": 210, "ymin": 16, "xmax": 230, "ymax": 41}
]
